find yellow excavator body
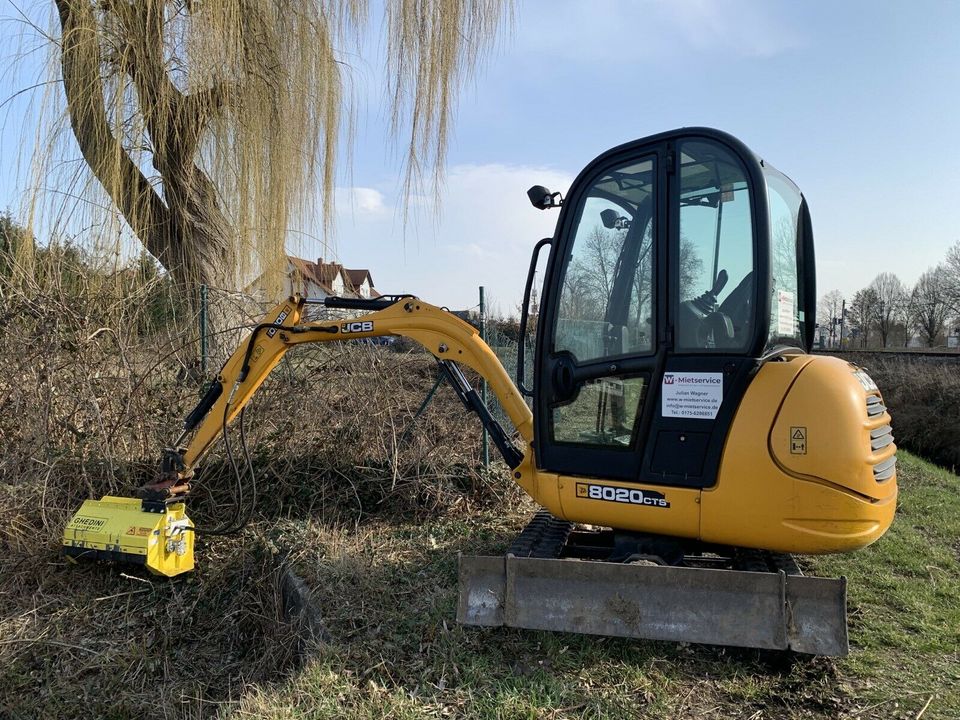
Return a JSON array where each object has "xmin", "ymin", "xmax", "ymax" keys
[
  {"xmin": 532, "ymin": 353, "xmax": 896, "ymax": 553},
  {"xmin": 61, "ymin": 127, "xmax": 899, "ymax": 654}
]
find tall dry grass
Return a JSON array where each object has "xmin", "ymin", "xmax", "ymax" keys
[{"xmin": 0, "ymin": 249, "xmax": 517, "ymax": 717}]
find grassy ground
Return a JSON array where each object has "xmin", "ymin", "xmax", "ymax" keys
[
  {"xmin": 0, "ymin": 285, "xmax": 956, "ymax": 718},
  {"xmin": 221, "ymin": 451, "xmax": 960, "ymax": 720},
  {"xmin": 5, "ymin": 452, "xmax": 952, "ymax": 719}
]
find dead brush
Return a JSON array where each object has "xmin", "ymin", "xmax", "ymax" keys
[
  {"xmin": 0, "ymin": 250, "xmax": 521, "ymax": 717},
  {"xmin": 841, "ymin": 353, "xmax": 960, "ymax": 472}
]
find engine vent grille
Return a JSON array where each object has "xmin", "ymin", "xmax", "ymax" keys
[
  {"xmin": 866, "ymin": 395, "xmax": 886, "ymax": 418},
  {"xmin": 867, "ymin": 394, "xmax": 896, "ymax": 482},
  {"xmin": 870, "ymin": 424, "xmax": 894, "ymax": 451},
  {"xmin": 873, "ymin": 455, "xmax": 896, "ymax": 482}
]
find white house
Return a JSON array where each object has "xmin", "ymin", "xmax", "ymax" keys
[{"xmin": 259, "ymin": 256, "xmax": 380, "ymax": 301}]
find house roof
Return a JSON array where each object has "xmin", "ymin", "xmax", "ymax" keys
[
  {"xmin": 344, "ymin": 268, "xmax": 374, "ymax": 289},
  {"xmin": 286, "ymin": 256, "xmax": 378, "ymax": 297},
  {"xmin": 288, "ymin": 256, "xmax": 334, "ymax": 294}
]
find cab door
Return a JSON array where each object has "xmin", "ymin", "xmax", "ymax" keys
[
  {"xmin": 534, "ymin": 148, "xmax": 666, "ymax": 481},
  {"xmin": 534, "ymin": 132, "xmax": 764, "ymax": 488}
]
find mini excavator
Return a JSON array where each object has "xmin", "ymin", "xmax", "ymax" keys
[{"xmin": 63, "ymin": 128, "xmax": 897, "ymax": 655}]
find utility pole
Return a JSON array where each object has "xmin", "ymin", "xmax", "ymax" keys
[{"xmin": 838, "ymin": 299, "xmax": 846, "ymax": 350}]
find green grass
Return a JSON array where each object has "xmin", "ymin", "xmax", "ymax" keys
[
  {"xmin": 811, "ymin": 452, "xmax": 960, "ymax": 717},
  {"xmin": 2, "ymin": 452, "xmax": 957, "ymax": 719},
  {"xmin": 228, "ymin": 452, "xmax": 960, "ymax": 720}
]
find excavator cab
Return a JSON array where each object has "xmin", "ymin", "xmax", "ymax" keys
[
  {"xmin": 528, "ymin": 128, "xmax": 814, "ymax": 492},
  {"xmin": 508, "ymin": 129, "xmax": 894, "ymax": 554}
]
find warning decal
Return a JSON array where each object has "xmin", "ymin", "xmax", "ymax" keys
[
  {"xmin": 777, "ymin": 290, "xmax": 796, "ymax": 336},
  {"xmin": 661, "ymin": 372, "xmax": 723, "ymax": 419},
  {"xmin": 790, "ymin": 426, "xmax": 807, "ymax": 454}
]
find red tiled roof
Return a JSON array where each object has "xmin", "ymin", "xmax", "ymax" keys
[
  {"xmin": 344, "ymin": 268, "xmax": 373, "ymax": 290},
  {"xmin": 288, "ymin": 256, "xmax": 334, "ymax": 294},
  {"xmin": 286, "ymin": 256, "xmax": 379, "ymax": 297}
]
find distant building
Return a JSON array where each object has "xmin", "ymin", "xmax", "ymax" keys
[
  {"xmin": 343, "ymin": 268, "xmax": 375, "ymax": 299},
  {"xmin": 249, "ymin": 256, "xmax": 380, "ymax": 301}
]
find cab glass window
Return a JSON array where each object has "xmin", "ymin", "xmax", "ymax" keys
[
  {"xmin": 676, "ymin": 141, "xmax": 755, "ymax": 352},
  {"xmin": 553, "ymin": 157, "xmax": 656, "ymax": 364},
  {"xmin": 765, "ymin": 167, "xmax": 804, "ymax": 347},
  {"xmin": 552, "ymin": 376, "xmax": 647, "ymax": 446}
]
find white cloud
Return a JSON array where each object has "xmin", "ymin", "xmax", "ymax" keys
[
  {"xmin": 335, "ymin": 186, "xmax": 387, "ymax": 214},
  {"xmin": 315, "ymin": 163, "xmax": 574, "ymax": 311}
]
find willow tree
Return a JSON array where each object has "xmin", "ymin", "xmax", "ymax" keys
[{"xmin": 47, "ymin": 0, "xmax": 508, "ymax": 352}]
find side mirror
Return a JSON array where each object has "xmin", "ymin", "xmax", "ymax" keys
[
  {"xmin": 527, "ymin": 185, "xmax": 563, "ymax": 210},
  {"xmin": 600, "ymin": 208, "xmax": 631, "ymax": 230}
]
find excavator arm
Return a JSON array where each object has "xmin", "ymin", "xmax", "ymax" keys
[
  {"xmin": 148, "ymin": 294, "xmax": 535, "ymax": 500},
  {"xmin": 64, "ymin": 293, "xmax": 537, "ymax": 578}
]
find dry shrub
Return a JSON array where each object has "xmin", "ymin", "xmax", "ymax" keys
[
  {"xmin": 835, "ymin": 353, "xmax": 960, "ymax": 471},
  {"xmin": 0, "ymin": 252, "xmax": 518, "ymax": 717}
]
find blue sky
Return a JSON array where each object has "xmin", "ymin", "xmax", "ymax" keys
[{"xmin": 2, "ymin": 1, "xmax": 959, "ymax": 314}]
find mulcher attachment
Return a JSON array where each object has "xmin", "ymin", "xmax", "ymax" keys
[
  {"xmin": 62, "ymin": 496, "xmax": 195, "ymax": 577},
  {"xmin": 457, "ymin": 511, "xmax": 848, "ymax": 656}
]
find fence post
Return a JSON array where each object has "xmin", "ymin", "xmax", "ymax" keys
[
  {"xmin": 199, "ymin": 283, "xmax": 208, "ymax": 377},
  {"xmin": 479, "ymin": 286, "xmax": 489, "ymax": 469}
]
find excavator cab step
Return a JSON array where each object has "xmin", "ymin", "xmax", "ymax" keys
[{"xmin": 457, "ymin": 512, "xmax": 848, "ymax": 656}]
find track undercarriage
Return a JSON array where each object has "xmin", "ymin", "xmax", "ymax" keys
[{"xmin": 458, "ymin": 511, "xmax": 848, "ymax": 656}]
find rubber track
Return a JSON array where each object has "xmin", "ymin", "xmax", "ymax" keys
[
  {"xmin": 508, "ymin": 510, "xmax": 573, "ymax": 558},
  {"xmin": 512, "ymin": 510, "xmax": 802, "ymax": 574}
]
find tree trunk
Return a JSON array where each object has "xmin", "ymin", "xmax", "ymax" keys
[{"xmin": 56, "ymin": 0, "xmax": 244, "ymax": 369}]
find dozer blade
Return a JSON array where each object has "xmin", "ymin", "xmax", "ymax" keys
[{"xmin": 457, "ymin": 554, "xmax": 848, "ymax": 656}]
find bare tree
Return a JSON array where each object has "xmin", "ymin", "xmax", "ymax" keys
[
  {"xmin": 911, "ymin": 265, "xmax": 952, "ymax": 347},
  {"xmin": 849, "ymin": 287, "xmax": 878, "ymax": 348},
  {"xmin": 581, "ymin": 226, "xmax": 621, "ymax": 310},
  {"xmin": 945, "ymin": 241, "xmax": 960, "ymax": 314},
  {"xmin": 41, "ymin": 0, "xmax": 508, "ymax": 356},
  {"xmin": 818, "ymin": 289, "xmax": 844, "ymax": 348},
  {"xmin": 679, "ymin": 236, "xmax": 704, "ymax": 300},
  {"xmin": 558, "ymin": 259, "xmax": 596, "ymax": 322},
  {"xmin": 868, "ymin": 272, "xmax": 905, "ymax": 348}
]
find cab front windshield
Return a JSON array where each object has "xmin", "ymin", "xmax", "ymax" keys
[
  {"xmin": 675, "ymin": 141, "xmax": 755, "ymax": 352},
  {"xmin": 553, "ymin": 158, "xmax": 656, "ymax": 363}
]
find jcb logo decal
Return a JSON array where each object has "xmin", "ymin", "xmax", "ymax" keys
[
  {"xmin": 341, "ymin": 321, "xmax": 374, "ymax": 333},
  {"xmin": 266, "ymin": 307, "xmax": 291, "ymax": 338}
]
